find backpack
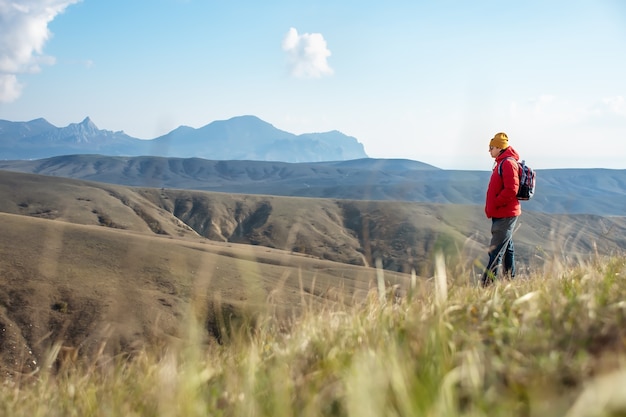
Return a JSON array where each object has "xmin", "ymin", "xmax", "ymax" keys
[{"xmin": 498, "ymin": 157, "xmax": 536, "ymax": 200}]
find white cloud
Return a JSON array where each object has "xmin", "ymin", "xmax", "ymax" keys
[
  {"xmin": 590, "ymin": 96, "xmax": 626, "ymax": 117},
  {"xmin": 509, "ymin": 94, "xmax": 584, "ymax": 126},
  {"xmin": 0, "ymin": 0, "xmax": 80, "ymax": 102},
  {"xmin": 0, "ymin": 73, "xmax": 22, "ymax": 101},
  {"xmin": 282, "ymin": 27, "xmax": 333, "ymax": 79},
  {"xmin": 510, "ymin": 94, "xmax": 626, "ymax": 128}
]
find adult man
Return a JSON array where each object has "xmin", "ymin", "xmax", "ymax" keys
[{"xmin": 482, "ymin": 132, "xmax": 521, "ymax": 287}]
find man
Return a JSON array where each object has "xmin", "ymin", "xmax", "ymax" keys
[{"xmin": 482, "ymin": 132, "xmax": 521, "ymax": 287}]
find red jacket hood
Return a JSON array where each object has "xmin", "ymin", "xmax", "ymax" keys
[{"xmin": 495, "ymin": 147, "xmax": 520, "ymax": 164}]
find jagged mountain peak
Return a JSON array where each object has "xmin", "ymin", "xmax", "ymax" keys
[
  {"xmin": 66, "ymin": 116, "xmax": 98, "ymax": 133},
  {"xmin": 80, "ymin": 116, "xmax": 96, "ymax": 126}
]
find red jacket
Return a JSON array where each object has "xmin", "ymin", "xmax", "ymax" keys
[{"xmin": 485, "ymin": 147, "xmax": 521, "ymax": 219}]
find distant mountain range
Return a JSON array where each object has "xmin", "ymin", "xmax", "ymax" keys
[{"xmin": 0, "ymin": 115, "xmax": 368, "ymax": 162}]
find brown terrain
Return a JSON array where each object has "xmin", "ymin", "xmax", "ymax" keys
[{"xmin": 1, "ymin": 169, "xmax": 626, "ymax": 375}]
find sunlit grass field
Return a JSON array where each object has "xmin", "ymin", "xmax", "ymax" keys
[{"xmin": 2, "ymin": 255, "xmax": 625, "ymax": 417}]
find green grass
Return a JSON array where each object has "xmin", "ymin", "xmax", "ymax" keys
[{"xmin": 2, "ymin": 256, "xmax": 626, "ymax": 417}]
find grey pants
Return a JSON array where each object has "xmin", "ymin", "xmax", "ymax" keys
[{"xmin": 482, "ymin": 216, "xmax": 518, "ymax": 286}]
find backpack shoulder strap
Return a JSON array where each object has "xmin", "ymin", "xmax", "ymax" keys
[{"xmin": 497, "ymin": 157, "xmax": 517, "ymax": 176}]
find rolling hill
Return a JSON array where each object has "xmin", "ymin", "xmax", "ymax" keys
[
  {"xmin": 1, "ymin": 154, "xmax": 625, "ymax": 216},
  {"xmin": 2, "ymin": 169, "xmax": 626, "ymax": 374}
]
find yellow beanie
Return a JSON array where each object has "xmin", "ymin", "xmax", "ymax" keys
[{"xmin": 489, "ymin": 132, "xmax": 509, "ymax": 149}]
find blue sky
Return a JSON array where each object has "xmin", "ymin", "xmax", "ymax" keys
[{"xmin": 1, "ymin": 0, "xmax": 625, "ymax": 170}]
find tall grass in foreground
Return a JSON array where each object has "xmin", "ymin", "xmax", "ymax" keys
[{"xmin": 2, "ymin": 256, "xmax": 626, "ymax": 417}]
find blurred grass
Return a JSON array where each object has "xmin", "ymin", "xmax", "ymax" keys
[{"xmin": 1, "ymin": 255, "xmax": 626, "ymax": 417}]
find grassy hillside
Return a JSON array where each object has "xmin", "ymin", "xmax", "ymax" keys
[
  {"xmin": 0, "ymin": 212, "xmax": 409, "ymax": 374},
  {"xmin": 1, "ymin": 254, "xmax": 625, "ymax": 416}
]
